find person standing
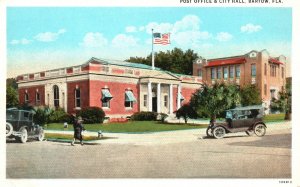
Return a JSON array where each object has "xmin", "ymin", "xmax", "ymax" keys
[{"xmin": 71, "ymin": 116, "xmax": 85, "ymax": 146}]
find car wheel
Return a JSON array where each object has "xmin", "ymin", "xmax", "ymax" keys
[
  {"xmin": 213, "ymin": 126, "xmax": 226, "ymax": 139},
  {"xmin": 206, "ymin": 127, "xmax": 213, "ymax": 137},
  {"xmin": 245, "ymin": 130, "xmax": 254, "ymax": 136},
  {"xmin": 37, "ymin": 129, "xmax": 45, "ymax": 141},
  {"xmin": 6, "ymin": 122, "xmax": 13, "ymax": 137},
  {"xmin": 254, "ymin": 124, "xmax": 266, "ymax": 137},
  {"xmin": 19, "ymin": 128, "xmax": 28, "ymax": 143}
]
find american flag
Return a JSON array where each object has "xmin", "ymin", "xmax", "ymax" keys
[{"xmin": 153, "ymin": 33, "xmax": 170, "ymax": 45}]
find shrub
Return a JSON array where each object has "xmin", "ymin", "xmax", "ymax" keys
[
  {"xmin": 49, "ymin": 108, "xmax": 68, "ymax": 123},
  {"xmin": 76, "ymin": 107, "xmax": 105, "ymax": 124},
  {"xmin": 131, "ymin": 111, "xmax": 158, "ymax": 121},
  {"xmin": 176, "ymin": 104, "xmax": 197, "ymax": 124},
  {"xmin": 33, "ymin": 106, "xmax": 53, "ymax": 126},
  {"xmin": 157, "ymin": 113, "xmax": 168, "ymax": 123}
]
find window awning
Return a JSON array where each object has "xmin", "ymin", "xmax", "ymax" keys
[
  {"xmin": 125, "ymin": 91, "xmax": 136, "ymax": 102},
  {"xmin": 179, "ymin": 93, "xmax": 185, "ymax": 101},
  {"xmin": 102, "ymin": 89, "xmax": 113, "ymax": 101}
]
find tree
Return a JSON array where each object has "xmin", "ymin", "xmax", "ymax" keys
[
  {"xmin": 126, "ymin": 47, "xmax": 199, "ymax": 75},
  {"xmin": 240, "ymin": 84, "xmax": 262, "ymax": 106},
  {"xmin": 270, "ymin": 81, "xmax": 292, "ymax": 120},
  {"xmin": 190, "ymin": 83, "xmax": 240, "ymax": 121},
  {"xmin": 6, "ymin": 85, "xmax": 18, "ymax": 108},
  {"xmin": 175, "ymin": 104, "xmax": 197, "ymax": 124}
]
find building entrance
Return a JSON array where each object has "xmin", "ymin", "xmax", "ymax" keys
[{"xmin": 152, "ymin": 97, "xmax": 157, "ymax": 112}]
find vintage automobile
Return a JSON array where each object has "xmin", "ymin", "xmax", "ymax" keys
[
  {"xmin": 206, "ymin": 105, "xmax": 267, "ymax": 139},
  {"xmin": 6, "ymin": 108, "xmax": 45, "ymax": 143}
]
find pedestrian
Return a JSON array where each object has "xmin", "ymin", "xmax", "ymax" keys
[{"xmin": 71, "ymin": 116, "xmax": 85, "ymax": 146}]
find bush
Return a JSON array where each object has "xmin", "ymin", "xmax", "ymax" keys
[
  {"xmin": 176, "ymin": 104, "xmax": 197, "ymax": 124},
  {"xmin": 76, "ymin": 107, "xmax": 105, "ymax": 124},
  {"xmin": 33, "ymin": 106, "xmax": 53, "ymax": 126},
  {"xmin": 49, "ymin": 108, "xmax": 69, "ymax": 123},
  {"xmin": 131, "ymin": 111, "xmax": 158, "ymax": 121}
]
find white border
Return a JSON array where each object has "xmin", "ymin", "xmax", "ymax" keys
[{"xmin": 1, "ymin": 1, "xmax": 299, "ymax": 187}]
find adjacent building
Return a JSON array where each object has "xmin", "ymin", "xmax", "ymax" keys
[
  {"xmin": 17, "ymin": 58, "xmax": 201, "ymax": 121},
  {"xmin": 192, "ymin": 49, "xmax": 286, "ymax": 110}
]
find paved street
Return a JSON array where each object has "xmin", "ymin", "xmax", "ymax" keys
[{"xmin": 6, "ymin": 124, "xmax": 291, "ymax": 178}]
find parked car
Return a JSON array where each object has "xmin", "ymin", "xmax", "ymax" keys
[
  {"xmin": 206, "ymin": 105, "xmax": 266, "ymax": 139},
  {"xmin": 6, "ymin": 108, "xmax": 45, "ymax": 143}
]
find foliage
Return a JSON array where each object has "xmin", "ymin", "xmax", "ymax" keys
[
  {"xmin": 270, "ymin": 81, "xmax": 292, "ymax": 120},
  {"xmin": 76, "ymin": 107, "xmax": 105, "ymax": 124},
  {"xmin": 126, "ymin": 47, "xmax": 199, "ymax": 75},
  {"xmin": 176, "ymin": 104, "xmax": 197, "ymax": 124},
  {"xmin": 49, "ymin": 108, "xmax": 69, "ymax": 123},
  {"xmin": 240, "ymin": 84, "xmax": 262, "ymax": 106},
  {"xmin": 6, "ymin": 85, "xmax": 19, "ymax": 108},
  {"xmin": 46, "ymin": 121, "xmax": 207, "ymax": 133},
  {"xmin": 6, "ymin": 78, "xmax": 17, "ymax": 89},
  {"xmin": 131, "ymin": 111, "xmax": 158, "ymax": 121},
  {"xmin": 190, "ymin": 82, "xmax": 241, "ymax": 121},
  {"xmin": 33, "ymin": 106, "xmax": 53, "ymax": 126}
]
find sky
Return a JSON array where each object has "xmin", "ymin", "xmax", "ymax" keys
[{"xmin": 7, "ymin": 7, "xmax": 292, "ymax": 78}]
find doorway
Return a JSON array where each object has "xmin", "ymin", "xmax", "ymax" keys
[{"xmin": 152, "ymin": 97, "xmax": 157, "ymax": 112}]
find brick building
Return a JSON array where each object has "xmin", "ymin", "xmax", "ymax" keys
[
  {"xmin": 192, "ymin": 49, "xmax": 286, "ymax": 111},
  {"xmin": 17, "ymin": 57, "xmax": 201, "ymax": 121}
]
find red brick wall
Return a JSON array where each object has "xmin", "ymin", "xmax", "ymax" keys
[
  {"xmin": 89, "ymin": 80, "xmax": 139, "ymax": 116},
  {"xmin": 67, "ymin": 80, "xmax": 90, "ymax": 113},
  {"xmin": 181, "ymin": 87, "xmax": 196, "ymax": 104},
  {"xmin": 18, "ymin": 85, "xmax": 45, "ymax": 106}
]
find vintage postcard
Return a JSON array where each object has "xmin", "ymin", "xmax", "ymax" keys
[{"xmin": 1, "ymin": 0, "xmax": 299, "ymax": 187}]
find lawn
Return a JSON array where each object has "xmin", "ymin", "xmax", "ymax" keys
[
  {"xmin": 45, "ymin": 133, "xmax": 100, "ymax": 141},
  {"xmin": 45, "ymin": 121, "xmax": 207, "ymax": 133},
  {"xmin": 263, "ymin": 113, "xmax": 286, "ymax": 123}
]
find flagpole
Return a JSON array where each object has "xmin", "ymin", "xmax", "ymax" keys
[{"xmin": 151, "ymin": 28, "xmax": 155, "ymax": 70}]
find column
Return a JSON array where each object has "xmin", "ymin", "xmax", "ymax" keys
[
  {"xmin": 177, "ymin": 84, "xmax": 181, "ymax": 110},
  {"xmin": 157, "ymin": 83, "xmax": 161, "ymax": 113},
  {"xmin": 147, "ymin": 82, "xmax": 152, "ymax": 111},
  {"xmin": 169, "ymin": 84, "xmax": 173, "ymax": 114}
]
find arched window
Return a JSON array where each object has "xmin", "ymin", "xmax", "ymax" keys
[
  {"xmin": 53, "ymin": 85, "xmax": 59, "ymax": 107},
  {"xmin": 75, "ymin": 88, "xmax": 81, "ymax": 108},
  {"xmin": 25, "ymin": 92, "xmax": 29, "ymax": 103}
]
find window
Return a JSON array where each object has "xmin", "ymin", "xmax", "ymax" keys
[
  {"xmin": 164, "ymin": 95, "xmax": 168, "ymax": 107},
  {"xmin": 282, "ymin": 67, "xmax": 284, "ymax": 79},
  {"xmin": 264, "ymin": 63, "xmax": 267, "ymax": 76},
  {"xmin": 102, "ymin": 89, "xmax": 113, "ymax": 108},
  {"xmin": 251, "ymin": 64, "xmax": 256, "ymax": 77},
  {"xmin": 270, "ymin": 89, "xmax": 276, "ymax": 99},
  {"xmin": 197, "ymin": 69, "xmax": 202, "ymax": 77},
  {"xmin": 36, "ymin": 92, "xmax": 40, "ymax": 105},
  {"xmin": 75, "ymin": 88, "xmax": 81, "ymax": 108},
  {"xmin": 217, "ymin": 67, "xmax": 222, "ymax": 79},
  {"xmin": 223, "ymin": 67, "xmax": 228, "ymax": 79},
  {"xmin": 229, "ymin": 66, "xmax": 234, "ymax": 78},
  {"xmin": 211, "ymin": 68, "xmax": 216, "ymax": 79},
  {"xmin": 143, "ymin": 95, "xmax": 147, "ymax": 107},
  {"xmin": 264, "ymin": 84, "xmax": 267, "ymax": 95},
  {"xmin": 25, "ymin": 92, "xmax": 29, "ymax": 103},
  {"xmin": 235, "ymin": 65, "xmax": 240, "ymax": 78},
  {"xmin": 53, "ymin": 85, "xmax": 59, "ymax": 107},
  {"xmin": 124, "ymin": 90, "xmax": 136, "ymax": 108}
]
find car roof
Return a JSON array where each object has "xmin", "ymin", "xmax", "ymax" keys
[
  {"xmin": 6, "ymin": 108, "xmax": 35, "ymax": 113},
  {"xmin": 228, "ymin": 105, "xmax": 263, "ymax": 111}
]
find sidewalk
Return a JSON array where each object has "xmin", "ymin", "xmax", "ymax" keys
[{"xmin": 45, "ymin": 121, "xmax": 291, "ymax": 145}]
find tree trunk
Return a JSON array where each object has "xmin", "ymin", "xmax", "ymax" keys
[
  {"xmin": 285, "ymin": 112, "xmax": 291, "ymax": 120},
  {"xmin": 184, "ymin": 117, "xmax": 188, "ymax": 124},
  {"xmin": 210, "ymin": 115, "xmax": 216, "ymax": 123}
]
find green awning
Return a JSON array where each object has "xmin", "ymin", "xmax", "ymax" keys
[
  {"xmin": 179, "ymin": 93, "xmax": 185, "ymax": 101},
  {"xmin": 102, "ymin": 89, "xmax": 113, "ymax": 101},
  {"xmin": 125, "ymin": 91, "xmax": 136, "ymax": 102}
]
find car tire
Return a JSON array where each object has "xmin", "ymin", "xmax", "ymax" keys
[
  {"xmin": 254, "ymin": 124, "xmax": 266, "ymax": 137},
  {"xmin": 213, "ymin": 126, "xmax": 226, "ymax": 139},
  {"xmin": 19, "ymin": 128, "xmax": 28, "ymax": 143},
  {"xmin": 37, "ymin": 128, "xmax": 45, "ymax": 141},
  {"xmin": 6, "ymin": 122, "xmax": 13, "ymax": 137},
  {"xmin": 206, "ymin": 127, "xmax": 213, "ymax": 137}
]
